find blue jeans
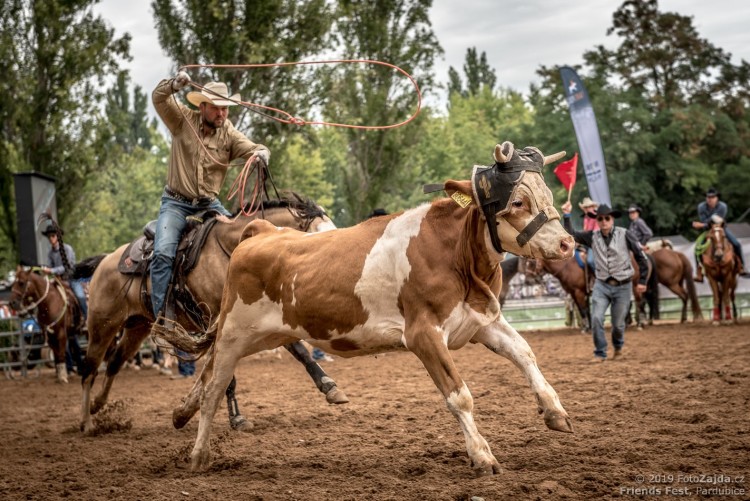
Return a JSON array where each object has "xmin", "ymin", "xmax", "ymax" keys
[
  {"xmin": 150, "ymin": 195, "xmax": 230, "ymax": 318},
  {"xmin": 725, "ymin": 228, "xmax": 745, "ymax": 266},
  {"xmin": 590, "ymin": 279, "xmax": 632, "ymax": 359},
  {"xmin": 176, "ymin": 350, "xmax": 195, "ymax": 376},
  {"xmin": 69, "ymin": 279, "xmax": 88, "ymax": 320}
]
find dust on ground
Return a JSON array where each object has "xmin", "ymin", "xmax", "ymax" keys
[{"xmin": 0, "ymin": 321, "xmax": 748, "ymax": 500}]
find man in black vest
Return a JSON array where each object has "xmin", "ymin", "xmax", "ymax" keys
[{"xmin": 561, "ymin": 201, "xmax": 648, "ymax": 362}]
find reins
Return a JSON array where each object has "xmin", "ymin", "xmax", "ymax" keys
[{"xmin": 13, "ymin": 272, "xmax": 69, "ymax": 332}]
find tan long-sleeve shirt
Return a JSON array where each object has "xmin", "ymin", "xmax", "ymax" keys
[{"xmin": 152, "ymin": 79, "xmax": 269, "ymax": 200}]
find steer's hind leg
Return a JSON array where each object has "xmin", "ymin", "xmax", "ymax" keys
[
  {"xmin": 190, "ymin": 339, "xmax": 245, "ymax": 471},
  {"xmin": 473, "ymin": 315, "xmax": 572, "ymax": 433},
  {"xmin": 407, "ymin": 326, "xmax": 501, "ymax": 477},
  {"xmin": 285, "ymin": 342, "xmax": 349, "ymax": 404}
]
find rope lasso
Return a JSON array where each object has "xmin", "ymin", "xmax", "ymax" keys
[
  {"xmin": 171, "ymin": 59, "xmax": 422, "ymax": 216},
  {"xmin": 178, "ymin": 59, "xmax": 423, "ymax": 129}
]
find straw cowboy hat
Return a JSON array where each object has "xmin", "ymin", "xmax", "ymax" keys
[
  {"xmin": 578, "ymin": 197, "xmax": 598, "ymax": 210},
  {"xmin": 186, "ymin": 82, "xmax": 240, "ymax": 107}
]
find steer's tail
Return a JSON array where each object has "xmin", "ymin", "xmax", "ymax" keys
[
  {"xmin": 71, "ymin": 254, "xmax": 107, "ymax": 279},
  {"xmin": 151, "ymin": 317, "xmax": 216, "ymax": 358}
]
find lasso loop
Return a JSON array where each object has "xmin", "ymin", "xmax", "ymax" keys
[{"xmin": 178, "ymin": 59, "xmax": 422, "ymax": 130}]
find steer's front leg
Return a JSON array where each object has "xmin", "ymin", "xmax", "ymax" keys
[
  {"xmin": 406, "ymin": 326, "xmax": 501, "ymax": 476},
  {"xmin": 473, "ymin": 314, "xmax": 572, "ymax": 433}
]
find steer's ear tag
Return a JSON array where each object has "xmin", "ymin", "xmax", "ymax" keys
[{"xmin": 451, "ymin": 191, "xmax": 473, "ymax": 208}]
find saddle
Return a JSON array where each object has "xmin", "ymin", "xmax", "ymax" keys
[{"xmin": 117, "ymin": 210, "xmax": 221, "ymax": 330}]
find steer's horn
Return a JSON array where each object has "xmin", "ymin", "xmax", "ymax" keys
[{"xmin": 543, "ymin": 151, "xmax": 566, "ymax": 166}]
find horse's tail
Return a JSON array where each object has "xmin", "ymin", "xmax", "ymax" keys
[
  {"xmin": 647, "ymin": 254, "xmax": 660, "ymax": 317},
  {"xmin": 151, "ymin": 317, "xmax": 216, "ymax": 358},
  {"xmin": 680, "ymin": 252, "xmax": 703, "ymax": 321},
  {"xmin": 72, "ymin": 254, "xmax": 107, "ymax": 279}
]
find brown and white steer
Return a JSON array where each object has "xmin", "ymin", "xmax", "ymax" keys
[{"xmin": 189, "ymin": 143, "xmax": 575, "ymax": 475}]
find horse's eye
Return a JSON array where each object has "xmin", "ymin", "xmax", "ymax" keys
[{"xmin": 511, "ymin": 200, "xmax": 524, "ymax": 208}]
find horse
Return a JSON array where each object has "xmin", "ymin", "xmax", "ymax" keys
[
  {"xmin": 9, "ymin": 267, "xmax": 84, "ymax": 383},
  {"xmin": 701, "ymin": 223, "xmax": 739, "ymax": 322},
  {"xmin": 75, "ymin": 195, "xmax": 349, "ymax": 434},
  {"xmin": 650, "ymin": 247, "xmax": 703, "ymax": 323},
  {"xmin": 498, "ymin": 255, "xmax": 522, "ymax": 307},
  {"xmin": 630, "ymin": 252, "xmax": 659, "ymax": 329},
  {"xmin": 522, "ymin": 257, "xmax": 591, "ymax": 331}
]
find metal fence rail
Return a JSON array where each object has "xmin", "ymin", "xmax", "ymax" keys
[{"xmin": 0, "ymin": 317, "xmax": 49, "ymax": 378}]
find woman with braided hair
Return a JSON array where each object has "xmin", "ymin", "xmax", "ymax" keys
[{"xmin": 40, "ymin": 223, "xmax": 86, "ymax": 374}]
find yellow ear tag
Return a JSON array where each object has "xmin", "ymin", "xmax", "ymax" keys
[{"xmin": 451, "ymin": 191, "xmax": 473, "ymax": 208}]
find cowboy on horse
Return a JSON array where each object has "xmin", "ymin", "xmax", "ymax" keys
[{"xmin": 692, "ymin": 187, "xmax": 749, "ymax": 282}]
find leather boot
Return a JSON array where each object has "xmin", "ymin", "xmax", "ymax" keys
[{"xmin": 694, "ymin": 266, "xmax": 704, "ymax": 283}]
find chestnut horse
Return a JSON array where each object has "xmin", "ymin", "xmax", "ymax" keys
[
  {"xmin": 75, "ymin": 195, "xmax": 349, "ymax": 434},
  {"xmin": 523, "ymin": 257, "xmax": 591, "ymax": 331},
  {"xmin": 9, "ymin": 267, "xmax": 84, "ymax": 383},
  {"xmin": 650, "ymin": 247, "xmax": 703, "ymax": 323},
  {"xmin": 701, "ymin": 223, "xmax": 738, "ymax": 322}
]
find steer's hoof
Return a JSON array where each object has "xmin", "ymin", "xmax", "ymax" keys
[
  {"xmin": 544, "ymin": 409, "xmax": 574, "ymax": 433},
  {"xmin": 230, "ymin": 415, "xmax": 254, "ymax": 432},
  {"xmin": 325, "ymin": 387, "xmax": 350, "ymax": 405},
  {"xmin": 190, "ymin": 449, "xmax": 211, "ymax": 472},
  {"xmin": 472, "ymin": 458, "xmax": 502, "ymax": 477},
  {"xmin": 172, "ymin": 407, "xmax": 193, "ymax": 429}
]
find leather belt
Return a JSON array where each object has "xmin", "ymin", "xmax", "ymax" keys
[
  {"xmin": 163, "ymin": 186, "xmax": 215, "ymax": 207},
  {"xmin": 604, "ymin": 277, "xmax": 631, "ymax": 286}
]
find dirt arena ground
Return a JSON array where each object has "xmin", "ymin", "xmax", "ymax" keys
[{"xmin": 1, "ymin": 320, "xmax": 748, "ymax": 500}]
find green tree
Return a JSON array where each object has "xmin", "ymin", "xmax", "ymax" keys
[
  {"xmin": 447, "ymin": 47, "xmax": 497, "ymax": 98},
  {"xmin": 0, "ymin": 0, "xmax": 130, "ymax": 258},
  {"xmin": 323, "ymin": 0, "xmax": 442, "ymax": 224},
  {"xmin": 528, "ymin": 0, "xmax": 750, "ymax": 236},
  {"xmin": 152, "ymin": 0, "xmax": 334, "ymax": 153}
]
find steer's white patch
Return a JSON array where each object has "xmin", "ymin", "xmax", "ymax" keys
[
  {"xmin": 440, "ymin": 300, "xmax": 499, "ymax": 349},
  {"xmin": 223, "ymin": 292, "xmax": 309, "ymax": 351}
]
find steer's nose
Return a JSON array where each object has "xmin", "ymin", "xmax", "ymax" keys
[{"xmin": 559, "ymin": 235, "xmax": 574, "ymax": 257}]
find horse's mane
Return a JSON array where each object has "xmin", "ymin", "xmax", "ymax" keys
[{"xmin": 234, "ymin": 192, "xmax": 326, "ymax": 220}]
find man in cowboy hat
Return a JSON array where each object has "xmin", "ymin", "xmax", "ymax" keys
[
  {"xmin": 561, "ymin": 201, "xmax": 648, "ymax": 362},
  {"xmin": 578, "ymin": 197, "xmax": 600, "ymax": 232},
  {"xmin": 150, "ymin": 72, "xmax": 271, "ymax": 335},
  {"xmin": 691, "ymin": 187, "xmax": 749, "ymax": 281},
  {"xmin": 627, "ymin": 204, "xmax": 653, "ymax": 249}
]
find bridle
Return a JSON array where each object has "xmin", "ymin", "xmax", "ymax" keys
[
  {"xmin": 11, "ymin": 271, "xmax": 69, "ymax": 331},
  {"xmin": 11, "ymin": 272, "xmax": 50, "ymax": 317}
]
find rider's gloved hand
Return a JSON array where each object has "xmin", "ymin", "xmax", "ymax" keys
[
  {"xmin": 171, "ymin": 71, "xmax": 190, "ymax": 91},
  {"xmin": 255, "ymin": 149, "xmax": 270, "ymax": 167}
]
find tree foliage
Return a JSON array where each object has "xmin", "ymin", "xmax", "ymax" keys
[
  {"xmin": 322, "ymin": 0, "xmax": 443, "ymax": 224},
  {"xmin": 447, "ymin": 47, "xmax": 497, "ymax": 98},
  {"xmin": 0, "ymin": 0, "xmax": 130, "ymax": 263}
]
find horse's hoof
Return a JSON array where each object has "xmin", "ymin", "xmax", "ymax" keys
[
  {"xmin": 544, "ymin": 409, "xmax": 574, "ymax": 433},
  {"xmin": 91, "ymin": 399, "xmax": 105, "ymax": 415},
  {"xmin": 230, "ymin": 415, "xmax": 254, "ymax": 432},
  {"xmin": 325, "ymin": 387, "xmax": 350, "ymax": 405}
]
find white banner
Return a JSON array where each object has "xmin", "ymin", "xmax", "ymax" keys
[{"xmin": 560, "ymin": 66, "xmax": 611, "ymax": 206}]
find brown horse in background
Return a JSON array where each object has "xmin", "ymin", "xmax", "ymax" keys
[
  {"xmin": 75, "ymin": 195, "xmax": 348, "ymax": 434},
  {"xmin": 701, "ymin": 223, "xmax": 738, "ymax": 322},
  {"xmin": 523, "ymin": 257, "xmax": 591, "ymax": 331},
  {"xmin": 9, "ymin": 267, "xmax": 84, "ymax": 383},
  {"xmin": 650, "ymin": 247, "xmax": 703, "ymax": 323}
]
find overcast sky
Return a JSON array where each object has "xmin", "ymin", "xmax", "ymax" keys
[{"xmin": 93, "ymin": 0, "xmax": 750, "ymax": 117}]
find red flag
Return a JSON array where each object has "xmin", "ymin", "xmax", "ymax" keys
[{"xmin": 554, "ymin": 152, "xmax": 578, "ymax": 191}]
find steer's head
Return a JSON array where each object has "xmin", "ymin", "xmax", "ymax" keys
[{"xmin": 445, "ymin": 141, "xmax": 574, "ymax": 261}]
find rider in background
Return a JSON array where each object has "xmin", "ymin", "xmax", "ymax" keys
[
  {"xmin": 627, "ymin": 204, "xmax": 653, "ymax": 250},
  {"xmin": 578, "ymin": 197, "xmax": 599, "ymax": 271},
  {"xmin": 691, "ymin": 187, "xmax": 749, "ymax": 282},
  {"xmin": 40, "ymin": 224, "xmax": 85, "ymax": 375}
]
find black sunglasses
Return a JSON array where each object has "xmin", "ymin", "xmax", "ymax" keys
[{"xmin": 597, "ymin": 215, "xmax": 612, "ymax": 222}]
